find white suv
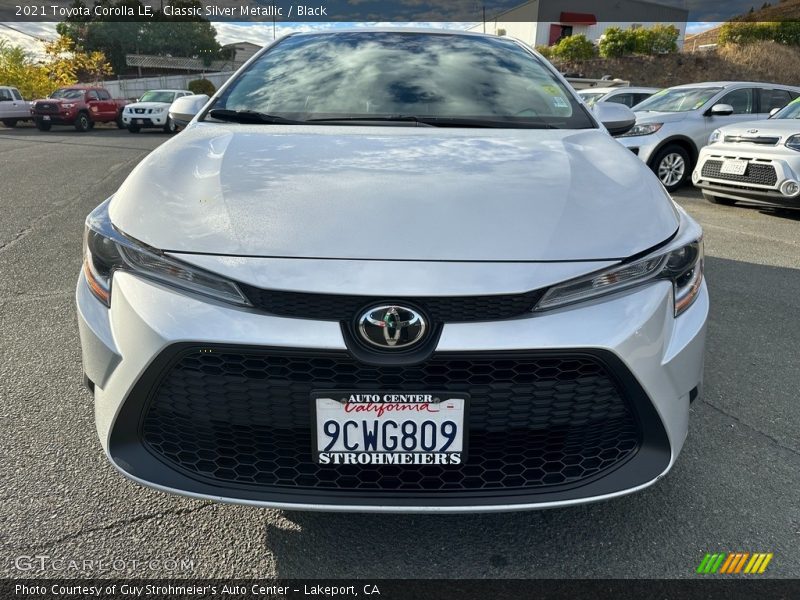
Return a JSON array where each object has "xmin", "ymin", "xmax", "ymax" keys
[{"xmin": 617, "ymin": 82, "xmax": 800, "ymax": 191}]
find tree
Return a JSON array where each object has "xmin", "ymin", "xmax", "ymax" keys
[
  {"xmin": 58, "ymin": 0, "xmax": 224, "ymax": 74},
  {"xmin": 0, "ymin": 37, "xmax": 112, "ymax": 99},
  {"xmin": 549, "ymin": 35, "xmax": 597, "ymax": 61}
]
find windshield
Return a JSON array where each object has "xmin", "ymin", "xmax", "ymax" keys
[
  {"xmin": 578, "ymin": 91, "xmax": 606, "ymax": 107},
  {"xmin": 50, "ymin": 89, "xmax": 85, "ymax": 100},
  {"xmin": 208, "ymin": 32, "xmax": 594, "ymax": 128},
  {"xmin": 634, "ymin": 87, "xmax": 722, "ymax": 113},
  {"xmin": 773, "ymin": 97, "xmax": 800, "ymax": 119},
  {"xmin": 139, "ymin": 91, "xmax": 177, "ymax": 103}
]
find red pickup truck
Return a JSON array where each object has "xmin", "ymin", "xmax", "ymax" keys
[{"xmin": 32, "ymin": 86, "xmax": 129, "ymax": 132}]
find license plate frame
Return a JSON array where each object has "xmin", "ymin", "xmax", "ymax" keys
[
  {"xmin": 720, "ymin": 159, "xmax": 748, "ymax": 176},
  {"xmin": 311, "ymin": 391, "xmax": 469, "ymax": 466}
]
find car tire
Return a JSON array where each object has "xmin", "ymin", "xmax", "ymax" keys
[
  {"xmin": 2, "ymin": 119, "xmax": 18, "ymax": 127},
  {"xmin": 127, "ymin": 123, "xmax": 141, "ymax": 133},
  {"xmin": 116, "ymin": 112, "xmax": 125, "ymax": 129},
  {"xmin": 703, "ymin": 193, "xmax": 736, "ymax": 206},
  {"xmin": 75, "ymin": 112, "xmax": 91, "ymax": 132},
  {"xmin": 35, "ymin": 119, "xmax": 51, "ymax": 131},
  {"xmin": 652, "ymin": 144, "xmax": 690, "ymax": 192},
  {"xmin": 163, "ymin": 117, "xmax": 177, "ymax": 134}
]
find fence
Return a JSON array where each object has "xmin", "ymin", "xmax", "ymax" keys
[{"xmin": 99, "ymin": 71, "xmax": 236, "ymax": 99}]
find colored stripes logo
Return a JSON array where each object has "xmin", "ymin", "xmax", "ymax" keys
[{"xmin": 696, "ymin": 552, "xmax": 773, "ymax": 574}]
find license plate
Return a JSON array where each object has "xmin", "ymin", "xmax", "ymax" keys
[
  {"xmin": 312, "ymin": 391, "xmax": 467, "ymax": 465},
  {"xmin": 720, "ymin": 159, "xmax": 748, "ymax": 175},
  {"xmin": 136, "ymin": 119, "xmax": 144, "ymax": 124},
  {"xmin": 42, "ymin": 115, "xmax": 50, "ymax": 121}
]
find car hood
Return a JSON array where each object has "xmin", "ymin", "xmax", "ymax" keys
[
  {"xmin": 126, "ymin": 101, "xmax": 171, "ymax": 110},
  {"xmin": 632, "ymin": 111, "xmax": 690, "ymax": 124},
  {"xmin": 717, "ymin": 118, "xmax": 800, "ymax": 139},
  {"xmin": 109, "ymin": 123, "xmax": 679, "ymax": 261}
]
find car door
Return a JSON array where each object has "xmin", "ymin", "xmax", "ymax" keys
[
  {"xmin": 696, "ymin": 87, "xmax": 758, "ymax": 149},
  {"xmin": 0, "ymin": 87, "xmax": 15, "ymax": 119},
  {"xmin": 96, "ymin": 89, "xmax": 116, "ymax": 119}
]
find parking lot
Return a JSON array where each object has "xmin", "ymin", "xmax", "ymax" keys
[{"xmin": 1, "ymin": 125, "xmax": 798, "ymax": 579}]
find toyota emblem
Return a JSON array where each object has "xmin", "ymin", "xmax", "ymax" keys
[{"xmin": 358, "ymin": 305, "xmax": 427, "ymax": 349}]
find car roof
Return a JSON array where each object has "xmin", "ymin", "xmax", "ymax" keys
[
  {"xmin": 579, "ymin": 87, "xmax": 659, "ymax": 94},
  {"xmin": 143, "ymin": 89, "xmax": 190, "ymax": 93},
  {"xmin": 669, "ymin": 81, "xmax": 800, "ymax": 90},
  {"xmin": 291, "ymin": 27, "xmax": 497, "ymax": 39}
]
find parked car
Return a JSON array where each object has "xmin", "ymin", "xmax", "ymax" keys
[
  {"xmin": 78, "ymin": 29, "xmax": 707, "ymax": 513},
  {"xmin": 122, "ymin": 89, "xmax": 193, "ymax": 133},
  {"xmin": 0, "ymin": 86, "xmax": 32, "ymax": 127},
  {"xmin": 617, "ymin": 81, "xmax": 800, "ymax": 191},
  {"xmin": 693, "ymin": 98, "xmax": 800, "ymax": 209},
  {"xmin": 578, "ymin": 86, "xmax": 660, "ymax": 108},
  {"xmin": 31, "ymin": 86, "xmax": 129, "ymax": 132}
]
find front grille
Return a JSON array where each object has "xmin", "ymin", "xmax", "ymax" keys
[
  {"xmin": 139, "ymin": 349, "xmax": 641, "ymax": 494},
  {"xmin": 701, "ymin": 160, "xmax": 778, "ymax": 186},
  {"xmin": 35, "ymin": 103, "xmax": 59, "ymax": 114},
  {"xmin": 237, "ymin": 285, "xmax": 546, "ymax": 323},
  {"xmin": 723, "ymin": 135, "xmax": 779, "ymax": 145}
]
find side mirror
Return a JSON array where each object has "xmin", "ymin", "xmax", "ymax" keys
[
  {"xmin": 593, "ymin": 102, "xmax": 636, "ymax": 136},
  {"xmin": 769, "ymin": 107, "xmax": 781, "ymax": 118},
  {"xmin": 709, "ymin": 103, "xmax": 734, "ymax": 116},
  {"xmin": 169, "ymin": 94, "xmax": 210, "ymax": 127}
]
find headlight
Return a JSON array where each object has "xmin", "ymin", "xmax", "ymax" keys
[
  {"xmin": 535, "ymin": 211, "xmax": 703, "ymax": 317},
  {"xmin": 708, "ymin": 129, "xmax": 722, "ymax": 144},
  {"xmin": 62, "ymin": 103, "xmax": 76, "ymax": 109},
  {"xmin": 619, "ymin": 123, "xmax": 663, "ymax": 138},
  {"xmin": 785, "ymin": 134, "xmax": 800, "ymax": 152},
  {"xmin": 152, "ymin": 107, "xmax": 165, "ymax": 114},
  {"xmin": 82, "ymin": 199, "xmax": 251, "ymax": 307}
]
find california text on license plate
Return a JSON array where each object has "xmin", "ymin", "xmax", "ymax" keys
[{"xmin": 312, "ymin": 391, "xmax": 468, "ymax": 466}]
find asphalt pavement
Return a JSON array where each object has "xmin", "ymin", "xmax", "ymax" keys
[{"xmin": 1, "ymin": 124, "xmax": 798, "ymax": 579}]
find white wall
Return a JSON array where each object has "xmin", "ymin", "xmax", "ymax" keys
[{"xmin": 100, "ymin": 71, "xmax": 236, "ymax": 99}]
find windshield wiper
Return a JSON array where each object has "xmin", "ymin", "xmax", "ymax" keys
[
  {"xmin": 207, "ymin": 109, "xmax": 305, "ymax": 125},
  {"xmin": 306, "ymin": 115, "xmax": 559, "ymax": 129}
]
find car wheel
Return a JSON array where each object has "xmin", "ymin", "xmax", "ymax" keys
[
  {"xmin": 75, "ymin": 112, "xmax": 91, "ymax": 132},
  {"xmin": 116, "ymin": 112, "xmax": 125, "ymax": 129},
  {"xmin": 2, "ymin": 119, "xmax": 18, "ymax": 127},
  {"xmin": 652, "ymin": 144, "xmax": 690, "ymax": 192},
  {"xmin": 703, "ymin": 193, "xmax": 736, "ymax": 206},
  {"xmin": 35, "ymin": 119, "xmax": 51, "ymax": 132},
  {"xmin": 163, "ymin": 117, "xmax": 177, "ymax": 134},
  {"xmin": 127, "ymin": 123, "xmax": 141, "ymax": 133}
]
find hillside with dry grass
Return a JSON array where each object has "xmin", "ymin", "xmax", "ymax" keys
[{"xmin": 553, "ymin": 41, "xmax": 800, "ymax": 87}]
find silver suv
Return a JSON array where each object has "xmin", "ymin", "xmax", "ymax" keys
[{"xmin": 617, "ymin": 82, "xmax": 800, "ymax": 191}]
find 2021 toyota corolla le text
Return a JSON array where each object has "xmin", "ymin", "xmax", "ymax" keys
[{"xmin": 76, "ymin": 30, "xmax": 708, "ymax": 512}]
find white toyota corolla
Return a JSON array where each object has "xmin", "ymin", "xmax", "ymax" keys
[{"xmin": 77, "ymin": 30, "xmax": 708, "ymax": 512}]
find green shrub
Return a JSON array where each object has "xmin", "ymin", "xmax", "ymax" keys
[
  {"xmin": 549, "ymin": 34, "xmax": 596, "ymax": 61},
  {"xmin": 720, "ymin": 20, "xmax": 800, "ymax": 46},
  {"xmin": 600, "ymin": 25, "xmax": 679, "ymax": 57},
  {"xmin": 187, "ymin": 78, "xmax": 216, "ymax": 95},
  {"xmin": 535, "ymin": 44, "xmax": 553, "ymax": 59}
]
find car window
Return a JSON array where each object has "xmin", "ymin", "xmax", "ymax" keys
[
  {"xmin": 97, "ymin": 89, "xmax": 111, "ymax": 100},
  {"xmin": 633, "ymin": 87, "xmax": 722, "ymax": 112},
  {"xmin": 607, "ymin": 93, "xmax": 634, "ymax": 107},
  {"xmin": 11, "ymin": 88, "xmax": 23, "ymax": 101},
  {"xmin": 87, "ymin": 91, "xmax": 100, "ymax": 101},
  {"xmin": 0, "ymin": 88, "xmax": 12, "ymax": 102},
  {"xmin": 577, "ymin": 92, "xmax": 606, "ymax": 107},
  {"xmin": 139, "ymin": 91, "xmax": 178, "ymax": 103},
  {"xmin": 771, "ymin": 96, "xmax": 800, "ymax": 119},
  {"xmin": 759, "ymin": 88, "xmax": 792, "ymax": 113},
  {"xmin": 718, "ymin": 88, "xmax": 754, "ymax": 114},
  {"xmin": 50, "ymin": 89, "xmax": 85, "ymax": 100},
  {"xmin": 633, "ymin": 93, "xmax": 652, "ymax": 105},
  {"xmin": 211, "ymin": 32, "xmax": 595, "ymax": 129}
]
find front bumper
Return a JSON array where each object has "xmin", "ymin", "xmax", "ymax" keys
[
  {"xmin": 77, "ymin": 260, "xmax": 707, "ymax": 512},
  {"xmin": 616, "ymin": 133, "xmax": 663, "ymax": 164},
  {"xmin": 123, "ymin": 113, "xmax": 167, "ymax": 127},
  {"xmin": 34, "ymin": 113, "xmax": 74, "ymax": 125},
  {"xmin": 694, "ymin": 148, "xmax": 800, "ymax": 208}
]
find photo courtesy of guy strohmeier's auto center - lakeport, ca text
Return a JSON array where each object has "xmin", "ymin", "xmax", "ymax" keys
[{"xmin": 1, "ymin": 0, "xmax": 799, "ymax": 598}]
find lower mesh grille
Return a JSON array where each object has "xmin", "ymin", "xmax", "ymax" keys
[
  {"xmin": 140, "ymin": 349, "xmax": 641, "ymax": 493},
  {"xmin": 701, "ymin": 160, "xmax": 777, "ymax": 186}
]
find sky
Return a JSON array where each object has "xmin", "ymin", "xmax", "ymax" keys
[{"xmin": 0, "ymin": 20, "xmax": 720, "ymax": 58}]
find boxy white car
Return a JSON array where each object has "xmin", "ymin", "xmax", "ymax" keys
[
  {"xmin": 578, "ymin": 86, "xmax": 660, "ymax": 109},
  {"xmin": 121, "ymin": 89, "xmax": 192, "ymax": 133},
  {"xmin": 0, "ymin": 86, "xmax": 32, "ymax": 127},
  {"xmin": 617, "ymin": 82, "xmax": 800, "ymax": 191},
  {"xmin": 693, "ymin": 98, "xmax": 800, "ymax": 209}
]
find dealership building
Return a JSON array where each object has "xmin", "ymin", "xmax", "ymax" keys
[{"xmin": 468, "ymin": 0, "xmax": 688, "ymax": 48}]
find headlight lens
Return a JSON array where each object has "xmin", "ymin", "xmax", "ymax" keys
[
  {"xmin": 535, "ymin": 231, "xmax": 703, "ymax": 317},
  {"xmin": 618, "ymin": 122, "xmax": 663, "ymax": 137},
  {"xmin": 785, "ymin": 134, "xmax": 800, "ymax": 152},
  {"xmin": 62, "ymin": 103, "xmax": 75, "ymax": 109},
  {"xmin": 708, "ymin": 129, "xmax": 722, "ymax": 144},
  {"xmin": 152, "ymin": 107, "xmax": 165, "ymax": 113},
  {"xmin": 83, "ymin": 199, "xmax": 251, "ymax": 307}
]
